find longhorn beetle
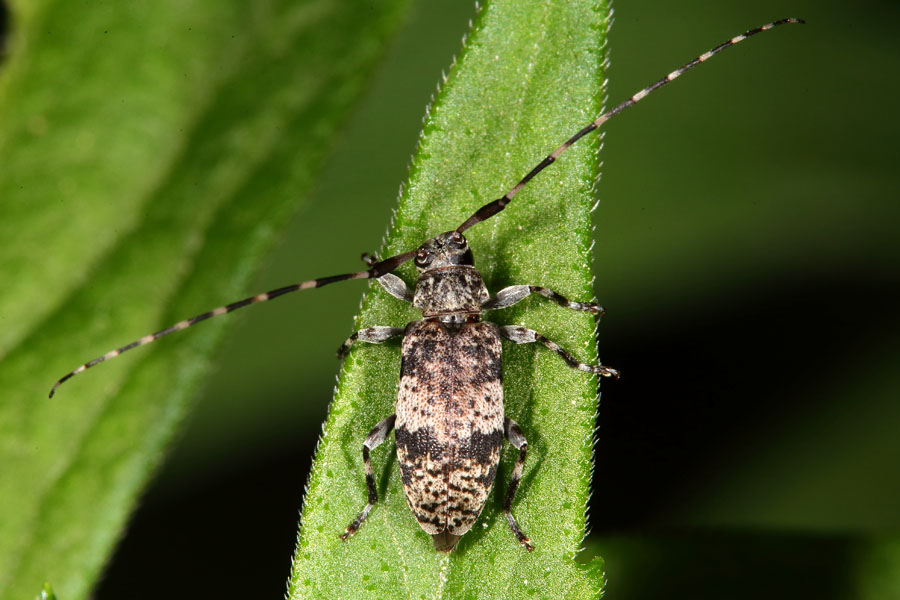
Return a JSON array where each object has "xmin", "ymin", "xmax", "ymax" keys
[{"xmin": 51, "ymin": 18, "xmax": 803, "ymax": 552}]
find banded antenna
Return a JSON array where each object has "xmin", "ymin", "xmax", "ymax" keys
[{"xmin": 50, "ymin": 18, "xmax": 803, "ymax": 398}]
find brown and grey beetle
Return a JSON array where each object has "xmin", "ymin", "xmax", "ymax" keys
[
  {"xmin": 50, "ymin": 19, "xmax": 802, "ymax": 551},
  {"xmin": 336, "ymin": 230, "xmax": 617, "ymax": 551}
]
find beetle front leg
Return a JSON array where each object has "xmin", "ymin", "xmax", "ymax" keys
[
  {"xmin": 483, "ymin": 285, "xmax": 604, "ymax": 315},
  {"xmin": 500, "ymin": 325, "xmax": 619, "ymax": 378},
  {"xmin": 341, "ymin": 414, "xmax": 397, "ymax": 540},
  {"xmin": 362, "ymin": 255, "xmax": 413, "ymax": 303},
  {"xmin": 374, "ymin": 273, "xmax": 414, "ymax": 303}
]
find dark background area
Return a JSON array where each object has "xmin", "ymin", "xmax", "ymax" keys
[
  {"xmin": 43, "ymin": 0, "xmax": 894, "ymax": 598},
  {"xmin": 0, "ymin": 1, "xmax": 9, "ymax": 60}
]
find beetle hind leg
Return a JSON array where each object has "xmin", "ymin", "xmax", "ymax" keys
[
  {"xmin": 504, "ymin": 417, "xmax": 534, "ymax": 551},
  {"xmin": 341, "ymin": 414, "xmax": 396, "ymax": 540}
]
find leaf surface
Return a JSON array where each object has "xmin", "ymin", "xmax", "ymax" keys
[{"xmin": 287, "ymin": 0, "xmax": 610, "ymax": 597}]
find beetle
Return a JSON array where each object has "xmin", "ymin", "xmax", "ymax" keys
[
  {"xmin": 50, "ymin": 18, "xmax": 803, "ymax": 551},
  {"xmin": 335, "ymin": 230, "xmax": 618, "ymax": 551}
]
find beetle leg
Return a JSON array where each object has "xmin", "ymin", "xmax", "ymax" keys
[
  {"xmin": 499, "ymin": 325, "xmax": 619, "ymax": 378},
  {"xmin": 483, "ymin": 285, "xmax": 603, "ymax": 316},
  {"xmin": 336, "ymin": 326, "xmax": 405, "ymax": 358},
  {"xmin": 503, "ymin": 417, "xmax": 533, "ymax": 551},
  {"xmin": 376, "ymin": 272, "xmax": 414, "ymax": 303},
  {"xmin": 341, "ymin": 414, "xmax": 397, "ymax": 540}
]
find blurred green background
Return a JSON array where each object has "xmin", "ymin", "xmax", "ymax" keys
[{"xmin": 3, "ymin": 0, "xmax": 899, "ymax": 598}]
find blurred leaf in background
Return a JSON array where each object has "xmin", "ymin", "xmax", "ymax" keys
[
  {"xmin": 0, "ymin": 0, "xmax": 412, "ymax": 597},
  {"xmin": 589, "ymin": 0, "xmax": 900, "ymax": 598}
]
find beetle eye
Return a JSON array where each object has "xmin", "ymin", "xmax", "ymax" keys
[{"xmin": 415, "ymin": 249, "xmax": 433, "ymax": 266}]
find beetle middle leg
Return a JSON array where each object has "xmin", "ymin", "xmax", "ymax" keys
[
  {"xmin": 500, "ymin": 325, "xmax": 619, "ymax": 378},
  {"xmin": 336, "ymin": 326, "xmax": 405, "ymax": 358},
  {"xmin": 503, "ymin": 417, "xmax": 534, "ymax": 551},
  {"xmin": 341, "ymin": 414, "xmax": 397, "ymax": 540}
]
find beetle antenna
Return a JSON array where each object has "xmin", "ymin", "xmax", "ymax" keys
[
  {"xmin": 51, "ymin": 18, "xmax": 804, "ymax": 398},
  {"xmin": 456, "ymin": 17, "xmax": 804, "ymax": 233},
  {"xmin": 49, "ymin": 250, "xmax": 415, "ymax": 397}
]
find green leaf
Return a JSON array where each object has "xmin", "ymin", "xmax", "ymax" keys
[
  {"xmin": 0, "ymin": 0, "xmax": 412, "ymax": 598},
  {"xmin": 35, "ymin": 583, "xmax": 56, "ymax": 600},
  {"xmin": 857, "ymin": 538, "xmax": 900, "ymax": 600},
  {"xmin": 288, "ymin": 0, "xmax": 610, "ymax": 597}
]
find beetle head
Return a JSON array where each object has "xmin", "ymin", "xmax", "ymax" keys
[{"xmin": 414, "ymin": 231, "xmax": 474, "ymax": 271}]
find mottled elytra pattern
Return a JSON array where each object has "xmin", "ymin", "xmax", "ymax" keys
[
  {"xmin": 50, "ymin": 19, "xmax": 803, "ymax": 551},
  {"xmin": 396, "ymin": 320, "xmax": 504, "ymax": 545}
]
